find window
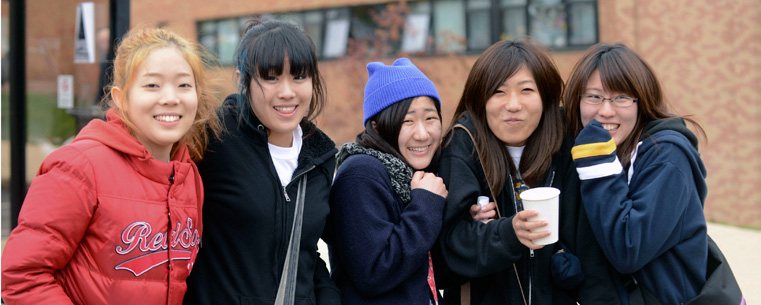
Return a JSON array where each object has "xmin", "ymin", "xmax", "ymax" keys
[
  {"xmin": 529, "ymin": 0, "xmax": 567, "ymax": 47},
  {"xmin": 303, "ymin": 11, "xmax": 325, "ymax": 55},
  {"xmin": 567, "ymin": 0, "xmax": 597, "ymax": 45},
  {"xmin": 501, "ymin": 0, "xmax": 528, "ymax": 41},
  {"xmin": 217, "ymin": 19, "xmax": 240, "ymax": 65},
  {"xmin": 350, "ymin": 5, "xmax": 389, "ymax": 55},
  {"xmin": 196, "ymin": 0, "xmax": 598, "ymax": 61},
  {"xmin": 401, "ymin": 2, "xmax": 431, "ymax": 53},
  {"xmin": 197, "ymin": 18, "xmax": 248, "ymax": 66},
  {"xmin": 433, "ymin": 0, "xmax": 466, "ymax": 53},
  {"xmin": 467, "ymin": 0, "xmax": 492, "ymax": 50},
  {"xmin": 323, "ymin": 8, "xmax": 351, "ymax": 58}
]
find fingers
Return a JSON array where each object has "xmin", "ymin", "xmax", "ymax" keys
[
  {"xmin": 480, "ymin": 202, "xmax": 497, "ymax": 219},
  {"xmin": 469, "ymin": 204, "xmax": 481, "ymax": 219},
  {"xmin": 412, "ymin": 171, "xmax": 425, "ymax": 183},
  {"xmin": 410, "ymin": 171, "xmax": 425, "ymax": 189},
  {"xmin": 471, "ymin": 201, "xmax": 497, "ymax": 222},
  {"xmin": 411, "ymin": 172, "xmax": 448, "ymax": 198},
  {"xmin": 512, "ymin": 210, "xmax": 550, "ymax": 250}
]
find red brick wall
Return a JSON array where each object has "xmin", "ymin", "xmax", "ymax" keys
[{"xmin": 595, "ymin": 0, "xmax": 761, "ymax": 227}]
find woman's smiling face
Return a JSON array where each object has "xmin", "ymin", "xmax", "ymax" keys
[{"xmin": 580, "ymin": 70, "xmax": 639, "ymax": 146}]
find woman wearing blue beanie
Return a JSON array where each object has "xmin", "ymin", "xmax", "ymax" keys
[{"xmin": 329, "ymin": 58, "xmax": 449, "ymax": 305}]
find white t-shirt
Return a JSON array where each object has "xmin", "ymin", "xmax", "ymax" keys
[
  {"xmin": 268, "ymin": 125, "xmax": 303, "ymax": 187},
  {"xmin": 506, "ymin": 145, "xmax": 525, "ymax": 178}
]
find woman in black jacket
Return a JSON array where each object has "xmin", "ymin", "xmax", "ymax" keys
[
  {"xmin": 184, "ymin": 19, "xmax": 340, "ymax": 305},
  {"xmin": 436, "ymin": 38, "xmax": 620, "ymax": 304}
]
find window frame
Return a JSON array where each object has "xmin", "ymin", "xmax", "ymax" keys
[{"xmin": 196, "ymin": 0, "xmax": 599, "ymax": 63}]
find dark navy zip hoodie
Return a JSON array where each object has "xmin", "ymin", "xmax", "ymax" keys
[{"xmin": 572, "ymin": 118, "xmax": 708, "ymax": 305}]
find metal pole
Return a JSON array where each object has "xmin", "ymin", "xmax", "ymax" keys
[
  {"xmin": 110, "ymin": 0, "xmax": 130, "ymax": 45},
  {"xmin": 9, "ymin": 0, "xmax": 27, "ymax": 230}
]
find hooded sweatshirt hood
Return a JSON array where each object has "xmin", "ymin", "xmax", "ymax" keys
[
  {"xmin": 72, "ymin": 109, "xmax": 193, "ymax": 184},
  {"xmin": 642, "ymin": 117, "xmax": 699, "ymax": 150},
  {"xmin": 74, "ymin": 109, "xmax": 154, "ymax": 159}
]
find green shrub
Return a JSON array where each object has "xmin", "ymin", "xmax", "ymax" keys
[{"xmin": 1, "ymin": 92, "xmax": 77, "ymax": 145}]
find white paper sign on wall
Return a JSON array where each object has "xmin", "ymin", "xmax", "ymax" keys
[
  {"xmin": 57, "ymin": 75, "xmax": 74, "ymax": 109},
  {"xmin": 74, "ymin": 2, "xmax": 95, "ymax": 63}
]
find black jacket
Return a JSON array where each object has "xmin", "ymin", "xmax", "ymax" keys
[
  {"xmin": 436, "ymin": 112, "xmax": 620, "ymax": 305},
  {"xmin": 184, "ymin": 95, "xmax": 340, "ymax": 305}
]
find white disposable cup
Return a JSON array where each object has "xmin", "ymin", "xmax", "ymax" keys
[
  {"xmin": 477, "ymin": 196, "xmax": 489, "ymax": 223},
  {"xmin": 477, "ymin": 196, "xmax": 489, "ymax": 207},
  {"xmin": 520, "ymin": 187, "xmax": 560, "ymax": 245}
]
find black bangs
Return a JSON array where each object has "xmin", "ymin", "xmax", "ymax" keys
[{"xmin": 249, "ymin": 25, "xmax": 317, "ymax": 79}]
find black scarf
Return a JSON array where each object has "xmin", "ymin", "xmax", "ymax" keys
[{"xmin": 336, "ymin": 143, "xmax": 412, "ymax": 204}]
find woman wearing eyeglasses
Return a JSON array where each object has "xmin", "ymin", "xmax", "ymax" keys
[{"xmin": 564, "ymin": 43, "xmax": 709, "ymax": 305}]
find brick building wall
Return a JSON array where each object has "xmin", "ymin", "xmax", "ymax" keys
[{"xmin": 594, "ymin": 0, "xmax": 761, "ymax": 227}]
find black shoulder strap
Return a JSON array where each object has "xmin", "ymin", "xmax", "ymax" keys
[{"xmin": 275, "ymin": 175, "xmax": 308, "ymax": 305}]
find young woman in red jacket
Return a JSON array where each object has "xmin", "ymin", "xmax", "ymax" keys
[{"xmin": 1, "ymin": 28, "xmax": 221, "ymax": 305}]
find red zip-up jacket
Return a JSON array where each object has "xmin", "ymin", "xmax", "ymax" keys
[{"xmin": 1, "ymin": 110, "xmax": 203, "ymax": 305}]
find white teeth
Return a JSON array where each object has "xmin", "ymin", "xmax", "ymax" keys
[
  {"xmin": 602, "ymin": 124, "xmax": 619, "ymax": 131},
  {"xmin": 155, "ymin": 115, "xmax": 180, "ymax": 122},
  {"xmin": 408, "ymin": 146, "xmax": 428, "ymax": 152},
  {"xmin": 275, "ymin": 106, "xmax": 296, "ymax": 112}
]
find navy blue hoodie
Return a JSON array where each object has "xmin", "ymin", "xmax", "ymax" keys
[{"xmin": 572, "ymin": 118, "xmax": 708, "ymax": 305}]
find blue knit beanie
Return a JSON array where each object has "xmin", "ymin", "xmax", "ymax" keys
[{"xmin": 363, "ymin": 58, "xmax": 440, "ymax": 126}]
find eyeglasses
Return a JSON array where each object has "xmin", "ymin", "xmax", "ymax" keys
[{"xmin": 580, "ymin": 94, "xmax": 638, "ymax": 108}]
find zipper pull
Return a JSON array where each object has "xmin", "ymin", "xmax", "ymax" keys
[
  {"xmin": 530, "ymin": 249, "xmax": 534, "ymax": 258},
  {"xmin": 283, "ymin": 186, "xmax": 291, "ymax": 202}
]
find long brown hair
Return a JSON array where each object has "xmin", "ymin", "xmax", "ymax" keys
[
  {"xmin": 444, "ymin": 37, "xmax": 564, "ymax": 194},
  {"xmin": 563, "ymin": 42, "xmax": 705, "ymax": 166}
]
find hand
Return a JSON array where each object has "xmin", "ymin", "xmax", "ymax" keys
[
  {"xmin": 411, "ymin": 171, "xmax": 448, "ymax": 199},
  {"xmin": 512, "ymin": 210, "xmax": 550, "ymax": 250},
  {"xmin": 470, "ymin": 201, "xmax": 497, "ymax": 223},
  {"xmin": 572, "ymin": 119, "xmax": 614, "ymax": 160},
  {"xmin": 572, "ymin": 119, "xmax": 622, "ymax": 179}
]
